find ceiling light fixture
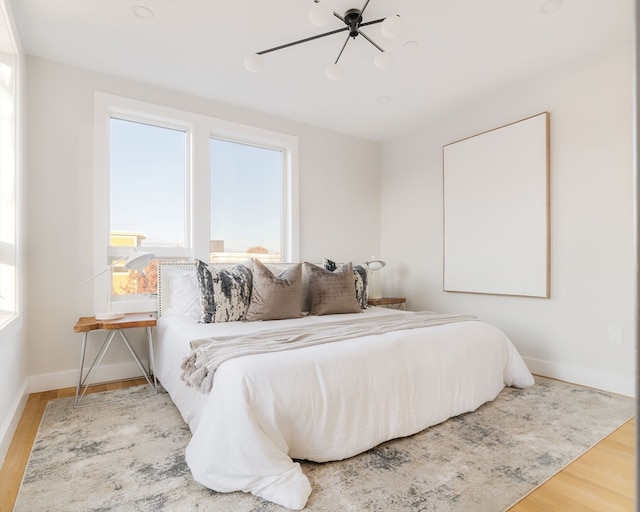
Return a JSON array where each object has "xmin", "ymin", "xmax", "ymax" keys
[
  {"xmin": 131, "ymin": 5, "xmax": 155, "ymax": 20},
  {"xmin": 538, "ymin": 0, "xmax": 562, "ymax": 15},
  {"xmin": 244, "ymin": 0, "xmax": 402, "ymax": 79}
]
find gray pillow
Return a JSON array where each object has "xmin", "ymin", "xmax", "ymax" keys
[
  {"xmin": 195, "ymin": 260, "xmax": 253, "ymax": 323},
  {"xmin": 304, "ymin": 262, "xmax": 362, "ymax": 316},
  {"xmin": 245, "ymin": 259, "xmax": 303, "ymax": 321},
  {"xmin": 323, "ymin": 258, "xmax": 368, "ymax": 309}
]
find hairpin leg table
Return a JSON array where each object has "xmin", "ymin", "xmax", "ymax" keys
[{"xmin": 73, "ymin": 313, "xmax": 157, "ymax": 407}]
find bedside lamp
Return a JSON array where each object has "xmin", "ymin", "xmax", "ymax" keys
[
  {"xmin": 84, "ymin": 249, "xmax": 154, "ymax": 320},
  {"xmin": 366, "ymin": 257, "xmax": 386, "ymax": 300}
]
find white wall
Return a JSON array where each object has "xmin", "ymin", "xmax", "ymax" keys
[
  {"xmin": 24, "ymin": 56, "xmax": 381, "ymax": 392},
  {"xmin": 380, "ymin": 41, "xmax": 635, "ymax": 396}
]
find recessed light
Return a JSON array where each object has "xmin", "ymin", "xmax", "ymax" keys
[
  {"xmin": 538, "ymin": 0, "xmax": 562, "ymax": 15},
  {"xmin": 132, "ymin": 5, "xmax": 155, "ymax": 20},
  {"xmin": 377, "ymin": 96, "xmax": 391, "ymax": 104},
  {"xmin": 404, "ymin": 40, "xmax": 419, "ymax": 49}
]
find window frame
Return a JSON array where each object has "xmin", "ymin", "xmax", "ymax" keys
[
  {"xmin": 0, "ymin": 0, "xmax": 21, "ymax": 330},
  {"xmin": 93, "ymin": 93, "xmax": 299, "ymax": 313}
]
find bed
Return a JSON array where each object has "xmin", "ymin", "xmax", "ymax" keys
[{"xmin": 154, "ymin": 260, "xmax": 534, "ymax": 510}]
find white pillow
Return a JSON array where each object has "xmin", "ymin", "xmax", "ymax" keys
[{"xmin": 163, "ymin": 267, "xmax": 201, "ymax": 320}]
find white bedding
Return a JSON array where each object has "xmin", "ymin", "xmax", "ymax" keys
[{"xmin": 155, "ymin": 307, "xmax": 534, "ymax": 510}]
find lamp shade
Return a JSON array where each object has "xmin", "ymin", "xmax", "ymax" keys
[
  {"xmin": 309, "ymin": 2, "xmax": 334, "ymax": 26},
  {"xmin": 325, "ymin": 63, "xmax": 344, "ymax": 80},
  {"xmin": 244, "ymin": 53, "xmax": 265, "ymax": 73},
  {"xmin": 122, "ymin": 249, "xmax": 154, "ymax": 271},
  {"xmin": 366, "ymin": 259, "xmax": 386, "ymax": 271},
  {"xmin": 380, "ymin": 15, "xmax": 402, "ymax": 38},
  {"xmin": 374, "ymin": 51, "xmax": 394, "ymax": 70}
]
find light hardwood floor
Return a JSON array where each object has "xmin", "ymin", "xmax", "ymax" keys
[
  {"xmin": 0, "ymin": 380, "xmax": 635, "ymax": 512},
  {"xmin": 508, "ymin": 417, "xmax": 636, "ymax": 512}
]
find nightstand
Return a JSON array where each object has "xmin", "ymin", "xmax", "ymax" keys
[
  {"xmin": 73, "ymin": 313, "xmax": 157, "ymax": 406},
  {"xmin": 367, "ymin": 297, "xmax": 406, "ymax": 310}
]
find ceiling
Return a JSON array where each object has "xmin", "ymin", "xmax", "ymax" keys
[{"xmin": 8, "ymin": 0, "xmax": 634, "ymax": 141}]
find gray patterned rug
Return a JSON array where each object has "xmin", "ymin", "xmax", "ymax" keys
[{"xmin": 15, "ymin": 376, "xmax": 634, "ymax": 512}]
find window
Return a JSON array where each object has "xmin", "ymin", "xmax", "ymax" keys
[
  {"xmin": 94, "ymin": 93, "xmax": 298, "ymax": 313},
  {"xmin": 109, "ymin": 118, "xmax": 189, "ymax": 299},
  {"xmin": 110, "ymin": 118, "xmax": 188, "ymax": 249},
  {"xmin": 0, "ymin": 3, "xmax": 20, "ymax": 328},
  {"xmin": 210, "ymin": 138, "xmax": 283, "ymax": 263}
]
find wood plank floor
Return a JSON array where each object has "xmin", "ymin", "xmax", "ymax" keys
[
  {"xmin": 0, "ymin": 380, "xmax": 635, "ymax": 512},
  {"xmin": 508, "ymin": 417, "xmax": 636, "ymax": 512}
]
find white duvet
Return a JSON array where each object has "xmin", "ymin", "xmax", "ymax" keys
[{"xmin": 155, "ymin": 307, "xmax": 534, "ymax": 510}]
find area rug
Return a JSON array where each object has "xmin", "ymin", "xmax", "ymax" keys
[{"xmin": 14, "ymin": 376, "xmax": 634, "ymax": 512}]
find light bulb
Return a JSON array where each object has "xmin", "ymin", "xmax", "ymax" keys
[
  {"xmin": 309, "ymin": 2, "xmax": 334, "ymax": 26},
  {"xmin": 380, "ymin": 15, "xmax": 402, "ymax": 38},
  {"xmin": 325, "ymin": 63, "xmax": 344, "ymax": 80},
  {"xmin": 244, "ymin": 53, "xmax": 265, "ymax": 73},
  {"xmin": 374, "ymin": 52, "xmax": 394, "ymax": 70}
]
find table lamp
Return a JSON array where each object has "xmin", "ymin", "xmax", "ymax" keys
[
  {"xmin": 84, "ymin": 249, "xmax": 154, "ymax": 320},
  {"xmin": 366, "ymin": 257, "xmax": 386, "ymax": 300}
]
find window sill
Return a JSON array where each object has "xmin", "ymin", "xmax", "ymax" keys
[
  {"xmin": 111, "ymin": 295, "xmax": 158, "ymax": 314},
  {"xmin": 0, "ymin": 310, "xmax": 18, "ymax": 330}
]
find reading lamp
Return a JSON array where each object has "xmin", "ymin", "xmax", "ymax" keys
[
  {"xmin": 366, "ymin": 257, "xmax": 386, "ymax": 299},
  {"xmin": 84, "ymin": 249, "xmax": 154, "ymax": 320}
]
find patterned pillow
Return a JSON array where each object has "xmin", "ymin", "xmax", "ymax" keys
[
  {"xmin": 195, "ymin": 259, "xmax": 253, "ymax": 323},
  {"xmin": 323, "ymin": 258, "xmax": 368, "ymax": 309},
  {"xmin": 245, "ymin": 259, "xmax": 303, "ymax": 321},
  {"xmin": 323, "ymin": 258, "xmax": 337, "ymax": 272},
  {"xmin": 304, "ymin": 262, "xmax": 361, "ymax": 315}
]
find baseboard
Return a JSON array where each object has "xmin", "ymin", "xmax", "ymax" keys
[
  {"xmin": 28, "ymin": 360, "xmax": 151, "ymax": 394},
  {"xmin": 0, "ymin": 379, "xmax": 29, "ymax": 467},
  {"xmin": 523, "ymin": 356, "xmax": 635, "ymax": 397}
]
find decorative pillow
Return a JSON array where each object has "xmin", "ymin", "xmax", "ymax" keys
[
  {"xmin": 245, "ymin": 259, "xmax": 303, "ymax": 321},
  {"xmin": 304, "ymin": 262, "xmax": 361, "ymax": 315},
  {"xmin": 353, "ymin": 264, "xmax": 368, "ymax": 309},
  {"xmin": 163, "ymin": 266, "xmax": 201, "ymax": 319},
  {"xmin": 323, "ymin": 258, "xmax": 368, "ymax": 309},
  {"xmin": 195, "ymin": 259, "xmax": 253, "ymax": 323},
  {"xmin": 323, "ymin": 258, "xmax": 337, "ymax": 272}
]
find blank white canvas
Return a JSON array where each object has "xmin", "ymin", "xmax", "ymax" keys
[{"xmin": 443, "ymin": 113, "xmax": 549, "ymax": 297}]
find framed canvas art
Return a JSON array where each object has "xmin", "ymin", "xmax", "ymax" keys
[{"xmin": 443, "ymin": 112, "xmax": 550, "ymax": 298}]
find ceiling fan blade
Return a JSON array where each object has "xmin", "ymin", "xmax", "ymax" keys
[
  {"xmin": 257, "ymin": 26, "xmax": 349, "ymax": 55},
  {"xmin": 360, "ymin": 0, "xmax": 371, "ymax": 18},
  {"xmin": 332, "ymin": 10, "xmax": 347, "ymax": 24},
  {"xmin": 334, "ymin": 33, "xmax": 352, "ymax": 64},
  {"xmin": 358, "ymin": 29, "xmax": 384, "ymax": 52},
  {"xmin": 359, "ymin": 18, "xmax": 386, "ymax": 28}
]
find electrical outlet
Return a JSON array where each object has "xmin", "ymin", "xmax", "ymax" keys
[{"xmin": 608, "ymin": 326, "xmax": 623, "ymax": 345}]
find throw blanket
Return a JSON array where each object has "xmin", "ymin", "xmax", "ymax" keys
[{"xmin": 181, "ymin": 312, "xmax": 477, "ymax": 393}]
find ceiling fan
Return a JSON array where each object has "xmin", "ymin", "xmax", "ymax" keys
[{"xmin": 244, "ymin": 0, "xmax": 402, "ymax": 80}]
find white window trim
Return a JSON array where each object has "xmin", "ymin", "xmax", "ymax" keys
[
  {"xmin": 93, "ymin": 92, "xmax": 299, "ymax": 314},
  {"xmin": 0, "ymin": 0, "xmax": 22, "ymax": 331}
]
